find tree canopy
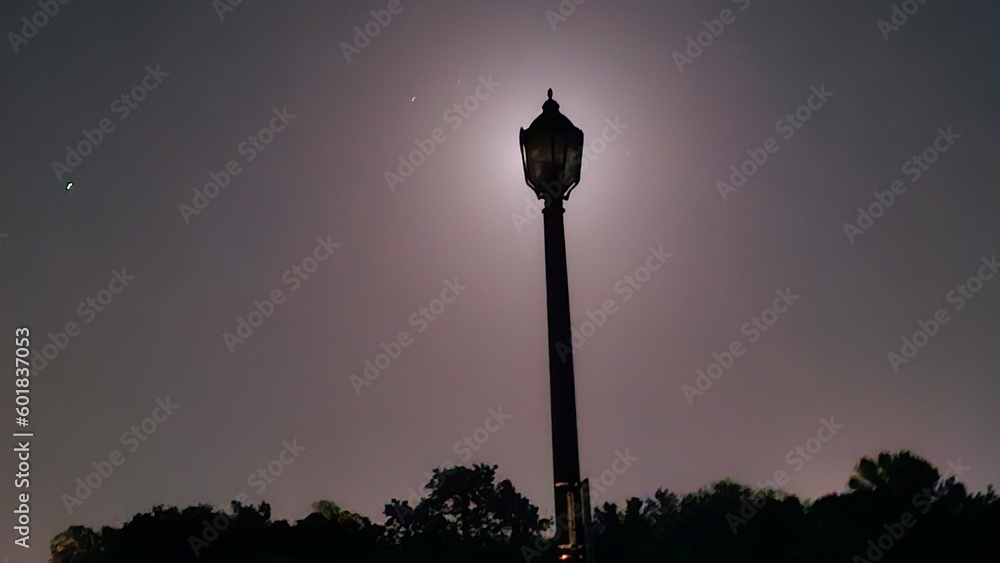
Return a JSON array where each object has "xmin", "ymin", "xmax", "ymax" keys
[{"xmin": 50, "ymin": 453, "xmax": 999, "ymax": 563}]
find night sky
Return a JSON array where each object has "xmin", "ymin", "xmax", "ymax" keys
[{"xmin": 2, "ymin": 0, "xmax": 998, "ymax": 558}]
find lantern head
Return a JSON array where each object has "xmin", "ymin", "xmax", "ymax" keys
[{"xmin": 520, "ymin": 89, "xmax": 584, "ymax": 203}]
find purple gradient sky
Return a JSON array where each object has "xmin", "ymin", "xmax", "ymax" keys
[{"xmin": 2, "ymin": 0, "xmax": 998, "ymax": 558}]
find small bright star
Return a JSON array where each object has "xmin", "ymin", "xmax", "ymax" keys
[
  {"xmin": 65, "ymin": 182, "xmax": 73, "ymax": 190},
  {"xmin": 411, "ymin": 96, "xmax": 416, "ymax": 102}
]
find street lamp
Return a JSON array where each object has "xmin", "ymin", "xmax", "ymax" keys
[{"xmin": 520, "ymin": 89, "xmax": 591, "ymax": 562}]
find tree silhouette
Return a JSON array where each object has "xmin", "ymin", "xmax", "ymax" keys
[
  {"xmin": 289, "ymin": 500, "xmax": 381, "ymax": 562},
  {"xmin": 47, "ymin": 452, "xmax": 999, "ymax": 563},
  {"xmin": 382, "ymin": 464, "xmax": 546, "ymax": 562},
  {"xmin": 50, "ymin": 525, "xmax": 103, "ymax": 563},
  {"xmin": 847, "ymin": 450, "xmax": 941, "ymax": 498}
]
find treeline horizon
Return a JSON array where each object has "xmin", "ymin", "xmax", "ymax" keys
[{"xmin": 50, "ymin": 450, "xmax": 999, "ymax": 563}]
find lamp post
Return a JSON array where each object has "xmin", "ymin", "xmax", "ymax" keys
[{"xmin": 520, "ymin": 89, "xmax": 591, "ymax": 562}]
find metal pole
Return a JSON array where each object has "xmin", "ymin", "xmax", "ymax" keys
[{"xmin": 542, "ymin": 197, "xmax": 588, "ymax": 561}]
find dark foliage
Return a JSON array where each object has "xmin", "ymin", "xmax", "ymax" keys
[{"xmin": 50, "ymin": 454, "xmax": 1000, "ymax": 563}]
